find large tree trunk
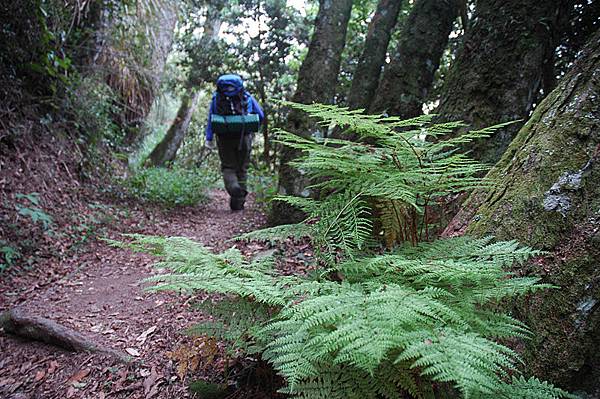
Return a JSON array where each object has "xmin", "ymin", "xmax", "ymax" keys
[
  {"xmin": 148, "ymin": 0, "xmax": 178, "ymax": 93},
  {"xmin": 272, "ymin": 0, "xmax": 353, "ymax": 224},
  {"xmin": 445, "ymin": 28, "xmax": 600, "ymax": 395},
  {"xmin": 369, "ymin": 0, "xmax": 459, "ymax": 118},
  {"xmin": 124, "ymin": 0, "xmax": 178, "ymax": 148},
  {"xmin": 346, "ymin": 0, "xmax": 403, "ymax": 111},
  {"xmin": 147, "ymin": 5, "xmax": 223, "ymax": 167},
  {"xmin": 147, "ymin": 90, "xmax": 201, "ymax": 166},
  {"xmin": 435, "ymin": 0, "xmax": 564, "ymax": 165}
]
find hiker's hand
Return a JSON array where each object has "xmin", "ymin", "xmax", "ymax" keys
[{"xmin": 205, "ymin": 140, "xmax": 216, "ymax": 151}]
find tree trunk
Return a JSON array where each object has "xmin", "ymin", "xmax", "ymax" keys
[
  {"xmin": 124, "ymin": 0, "xmax": 178, "ymax": 148},
  {"xmin": 346, "ymin": 0, "xmax": 403, "ymax": 111},
  {"xmin": 435, "ymin": 0, "xmax": 564, "ymax": 165},
  {"xmin": 444, "ymin": 28, "xmax": 600, "ymax": 395},
  {"xmin": 272, "ymin": 0, "xmax": 353, "ymax": 225},
  {"xmin": 147, "ymin": 5, "xmax": 222, "ymax": 167},
  {"xmin": 148, "ymin": 0, "xmax": 178, "ymax": 93},
  {"xmin": 1, "ymin": 308, "xmax": 130, "ymax": 363},
  {"xmin": 370, "ymin": 0, "xmax": 459, "ymax": 119},
  {"xmin": 147, "ymin": 90, "xmax": 201, "ymax": 167}
]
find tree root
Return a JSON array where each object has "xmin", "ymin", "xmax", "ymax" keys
[{"xmin": 0, "ymin": 308, "xmax": 131, "ymax": 363}]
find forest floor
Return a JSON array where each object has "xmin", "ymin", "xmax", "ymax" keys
[{"xmin": 0, "ymin": 186, "xmax": 312, "ymax": 399}]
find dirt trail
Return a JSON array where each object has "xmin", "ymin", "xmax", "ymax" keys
[{"xmin": 0, "ymin": 190, "xmax": 268, "ymax": 399}]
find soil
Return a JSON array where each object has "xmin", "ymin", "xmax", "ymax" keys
[{"xmin": 0, "ymin": 188, "xmax": 297, "ymax": 399}]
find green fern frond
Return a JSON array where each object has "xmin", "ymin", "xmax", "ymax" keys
[
  {"xmin": 483, "ymin": 376, "xmax": 578, "ymax": 399},
  {"xmin": 396, "ymin": 328, "xmax": 518, "ymax": 396},
  {"xmin": 187, "ymin": 298, "xmax": 272, "ymax": 353},
  {"xmin": 110, "ymin": 103, "xmax": 573, "ymax": 399},
  {"xmin": 234, "ymin": 223, "xmax": 312, "ymax": 243}
]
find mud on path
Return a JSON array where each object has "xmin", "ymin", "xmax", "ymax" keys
[{"xmin": 0, "ymin": 190, "xmax": 271, "ymax": 399}]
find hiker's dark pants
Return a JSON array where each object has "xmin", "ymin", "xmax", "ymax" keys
[{"xmin": 216, "ymin": 134, "xmax": 252, "ymax": 205}]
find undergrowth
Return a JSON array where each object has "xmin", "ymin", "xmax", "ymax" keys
[
  {"xmin": 115, "ymin": 103, "xmax": 574, "ymax": 398},
  {"xmin": 124, "ymin": 167, "xmax": 216, "ymax": 207}
]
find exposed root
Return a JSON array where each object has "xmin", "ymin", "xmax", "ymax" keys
[{"xmin": 0, "ymin": 308, "xmax": 131, "ymax": 363}]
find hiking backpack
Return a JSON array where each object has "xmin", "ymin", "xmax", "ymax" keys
[{"xmin": 210, "ymin": 74, "xmax": 260, "ymax": 135}]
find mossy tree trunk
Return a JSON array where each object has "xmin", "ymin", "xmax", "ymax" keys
[
  {"xmin": 148, "ymin": 0, "xmax": 178, "ymax": 93},
  {"xmin": 435, "ymin": 0, "xmax": 564, "ymax": 165},
  {"xmin": 369, "ymin": 0, "xmax": 459, "ymax": 118},
  {"xmin": 147, "ymin": 89, "xmax": 201, "ymax": 167},
  {"xmin": 124, "ymin": 0, "xmax": 178, "ymax": 148},
  {"xmin": 272, "ymin": 0, "xmax": 353, "ymax": 225},
  {"xmin": 147, "ymin": 4, "xmax": 223, "ymax": 167},
  {"xmin": 444, "ymin": 28, "xmax": 600, "ymax": 395},
  {"xmin": 346, "ymin": 0, "xmax": 403, "ymax": 111}
]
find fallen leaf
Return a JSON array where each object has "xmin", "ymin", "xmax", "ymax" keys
[
  {"xmin": 34, "ymin": 369, "xmax": 46, "ymax": 382},
  {"xmin": 66, "ymin": 386, "xmax": 77, "ymax": 398},
  {"xmin": 67, "ymin": 368, "xmax": 90, "ymax": 385},
  {"xmin": 143, "ymin": 367, "xmax": 162, "ymax": 397},
  {"xmin": 136, "ymin": 326, "xmax": 157, "ymax": 345},
  {"xmin": 0, "ymin": 378, "xmax": 16, "ymax": 386},
  {"xmin": 47, "ymin": 360, "xmax": 59, "ymax": 374},
  {"xmin": 125, "ymin": 347, "xmax": 141, "ymax": 357},
  {"xmin": 147, "ymin": 383, "xmax": 161, "ymax": 399}
]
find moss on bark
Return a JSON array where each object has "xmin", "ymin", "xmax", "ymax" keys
[
  {"xmin": 370, "ymin": 0, "xmax": 459, "ymax": 119},
  {"xmin": 445, "ymin": 29, "xmax": 600, "ymax": 395},
  {"xmin": 436, "ymin": 0, "xmax": 565, "ymax": 165},
  {"xmin": 272, "ymin": 0, "xmax": 353, "ymax": 225}
]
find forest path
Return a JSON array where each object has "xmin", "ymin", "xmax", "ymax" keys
[{"xmin": 0, "ymin": 189, "xmax": 268, "ymax": 399}]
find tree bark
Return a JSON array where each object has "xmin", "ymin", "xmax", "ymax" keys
[
  {"xmin": 1, "ymin": 308, "xmax": 130, "ymax": 363},
  {"xmin": 444, "ymin": 27, "xmax": 600, "ymax": 395},
  {"xmin": 370, "ymin": 0, "xmax": 459, "ymax": 118},
  {"xmin": 147, "ymin": 90, "xmax": 201, "ymax": 167},
  {"xmin": 272, "ymin": 0, "xmax": 353, "ymax": 225},
  {"xmin": 148, "ymin": 0, "xmax": 178, "ymax": 94},
  {"xmin": 147, "ymin": 5, "xmax": 223, "ymax": 167},
  {"xmin": 435, "ymin": 0, "xmax": 564, "ymax": 165},
  {"xmin": 124, "ymin": 0, "xmax": 179, "ymax": 148},
  {"xmin": 346, "ymin": 0, "xmax": 403, "ymax": 111}
]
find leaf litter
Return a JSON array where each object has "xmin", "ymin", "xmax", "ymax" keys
[{"xmin": 0, "ymin": 188, "xmax": 308, "ymax": 398}]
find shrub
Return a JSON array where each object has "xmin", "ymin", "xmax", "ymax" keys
[
  {"xmin": 116, "ymin": 103, "xmax": 574, "ymax": 398},
  {"xmin": 248, "ymin": 165, "xmax": 279, "ymax": 205},
  {"xmin": 0, "ymin": 241, "xmax": 21, "ymax": 272},
  {"xmin": 125, "ymin": 167, "xmax": 216, "ymax": 207}
]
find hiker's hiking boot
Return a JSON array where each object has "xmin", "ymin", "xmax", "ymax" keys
[{"xmin": 230, "ymin": 196, "xmax": 245, "ymax": 211}]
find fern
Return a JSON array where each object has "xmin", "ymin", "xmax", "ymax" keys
[
  {"xmin": 234, "ymin": 222, "xmax": 312, "ymax": 244},
  {"xmin": 113, "ymin": 103, "xmax": 573, "ymax": 399},
  {"xmin": 118, "ymin": 234, "xmax": 569, "ymax": 399},
  {"xmin": 188, "ymin": 297, "xmax": 272, "ymax": 354}
]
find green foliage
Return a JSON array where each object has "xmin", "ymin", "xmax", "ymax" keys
[
  {"xmin": 130, "ymin": 92, "xmax": 182, "ymax": 168},
  {"xmin": 0, "ymin": 241, "xmax": 21, "ymax": 272},
  {"xmin": 174, "ymin": 93, "xmax": 218, "ymax": 170},
  {"xmin": 272, "ymin": 192, "xmax": 373, "ymax": 264},
  {"xmin": 124, "ymin": 167, "xmax": 215, "ymax": 207},
  {"xmin": 120, "ymin": 234, "xmax": 572, "ymax": 399},
  {"xmin": 235, "ymin": 222, "xmax": 312, "ymax": 245},
  {"xmin": 15, "ymin": 193, "xmax": 53, "ymax": 231},
  {"xmin": 247, "ymin": 165, "xmax": 279, "ymax": 205},
  {"xmin": 272, "ymin": 102, "xmax": 518, "ymax": 248},
  {"xmin": 65, "ymin": 75, "xmax": 124, "ymax": 150},
  {"xmin": 116, "ymin": 104, "xmax": 573, "ymax": 398}
]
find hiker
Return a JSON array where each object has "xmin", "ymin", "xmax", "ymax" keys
[{"xmin": 205, "ymin": 74, "xmax": 265, "ymax": 211}]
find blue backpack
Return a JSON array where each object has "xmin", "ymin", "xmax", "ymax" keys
[{"xmin": 211, "ymin": 74, "xmax": 260, "ymax": 135}]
